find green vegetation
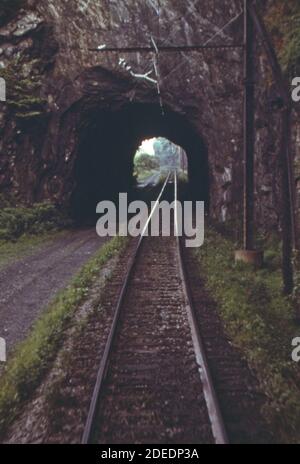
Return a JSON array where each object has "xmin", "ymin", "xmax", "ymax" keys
[
  {"xmin": 0, "ymin": 0, "xmax": 25, "ymax": 27},
  {"xmin": 134, "ymin": 152, "xmax": 160, "ymax": 180},
  {"xmin": 0, "ymin": 203, "xmax": 70, "ymax": 241},
  {"xmin": 194, "ymin": 227, "xmax": 300, "ymax": 443},
  {"xmin": 177, "ymin": 170, "xmax": 188, "ymax": 184},
  {"xmin": 0, "ymin": 235, "xmax": 128, "ymax": 436},
  {"xmin": 0, "ymin": 230, "xmax": 66, "ymax": 270},
  {"xmin": 133, "ymin": 138, "xmax": 188, "ymax": 184},
  {"xmin": 265, "ymin": 1, "xmax": 300, "ymax": 76},
  {"xmin": 153, "ymin": 137, "xmax": 184, "ymax": 170},
  {"xmin": 0, "ymin": 58, "xmax": 46, "ymax": 120}
]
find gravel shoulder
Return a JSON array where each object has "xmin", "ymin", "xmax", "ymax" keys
[
  {"xmin": 0, "ymin": 228, "xmax": 108, "ymax": 354},
  {"xmin": 1, "ymin": 238, "xmax": 134, "ymax": 444}
]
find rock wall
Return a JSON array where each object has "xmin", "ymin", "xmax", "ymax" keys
[{"xmin": 0, "ymin": 0, "xmax": 293, "ymax": 236}]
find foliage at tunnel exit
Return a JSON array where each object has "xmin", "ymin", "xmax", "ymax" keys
[
  {"xmin": 0, "ymin": 235, "xmax": 128, "ymax": 437},
  {"xmin": 265, "ymin": 0, "xmax": 300, "ymax": 76},
  {"xmin": 134, "ymin": 152, "xmax": 160, "ymax": 180},
  {"xmin": 195, "ymin": 227, "xmax": 300, "ymax": 443},
  {"xmin": 134, "ymin": 138, "xmax": 188, "ymax": 182}
]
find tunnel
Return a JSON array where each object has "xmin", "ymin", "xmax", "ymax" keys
[{"xmin": 70, "ymin": 103, "xmax": 209, "ymax": 222}]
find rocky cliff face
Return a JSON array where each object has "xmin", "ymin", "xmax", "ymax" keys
[{"xmin": 0, "ymin": 0, "xmax": 292, "ymax": 235}]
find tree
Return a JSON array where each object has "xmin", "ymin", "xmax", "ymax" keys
[
  {"xmin": 134, "ymin": 153, "xmax": 159, "ymax": 176},
  {"xmin": 153, "ymin": 138, "xmax": 181, "ymax": 169}
]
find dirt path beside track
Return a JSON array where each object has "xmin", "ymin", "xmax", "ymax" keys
[{"xmin": 0, "ymin": 229, "xmax": 107, "ymax": 355}]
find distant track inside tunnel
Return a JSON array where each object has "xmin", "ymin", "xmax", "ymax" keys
[{"xmin": 82, "ymin": 171, "xmax": 228, "ymax": 445}]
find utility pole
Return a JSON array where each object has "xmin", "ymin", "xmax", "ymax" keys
[
  {"xmin": 235, "ymin": 0, "xmax": 263, "ymax": 267},
  {"xmin": 243, "ymin": 0, "xmax": 255, "ymax": 250},
  {"xmin": 246, "ymin": 1, "xmax": 296, "ymax": 292}
]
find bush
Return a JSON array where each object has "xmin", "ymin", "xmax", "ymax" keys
[
  {"xmin": 0, "ymin": 203, "xmax": 70, "ymax": 240},
  {"xmin": 1, "ymin": 58, "xmax": 46, "ymax": 120},
  {"xmin": 134, "ymin": 153, "xmax": 160, "ymax": 178}
]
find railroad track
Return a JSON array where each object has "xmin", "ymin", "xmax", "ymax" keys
[{"xmin": 81, "ymin": 171, "xmax": 228, "ymax": 444}]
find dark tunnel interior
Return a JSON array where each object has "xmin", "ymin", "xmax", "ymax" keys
[{"xmin": 70, "ymin": 103, "xmax": 209, "ymax": 222}]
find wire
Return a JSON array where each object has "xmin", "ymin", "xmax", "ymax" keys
[
  {"xmin": 160, "ymin": 10, "xmax": 243, "ymax": 84},
  {"xmin": 151, "ymin": 35, "xmax": 165, "ymax": 115}
]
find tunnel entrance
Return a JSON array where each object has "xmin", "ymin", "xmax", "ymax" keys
[{"xmin": 70, "ymin": 103, "xmax": 209, "ymax": 223}]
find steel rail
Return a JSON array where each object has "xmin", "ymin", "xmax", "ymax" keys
[
  {"xmin": 174, "ymin": 171, "xmax": 228, "ymax": 445},
  {"xmin": 81, "ymin": 172, "xmax": 171, "ymax": 444},
  {"xmin": 82, "ymin": 171, "xmax": 228, "ymax": 444}
]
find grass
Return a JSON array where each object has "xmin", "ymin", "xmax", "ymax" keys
[
  {"xmin": 176, "ymin": 171, "xmax": 188, "ymax": 184},
  {"xmin": 0, "ymin": 198, "xmax": 73, "ymax": 268},
  {"xmin": 135, "ymin": 169, "xmax": 159, "ymax": 182},
  {"xmin": 194, "ymin": 226, "xmax": 300, "ymax": 443},
  {"xmin": 0, "ymin": 235, "xmax": 128, "ymax": 437},
  {"xmin": 0, "ymin": 230, "xmax": 66, "ymax": 270}
]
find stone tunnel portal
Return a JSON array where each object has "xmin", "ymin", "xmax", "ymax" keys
[{"xmin": 70, "ymin": 103, "xmax": 209, "ymax": 222}]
